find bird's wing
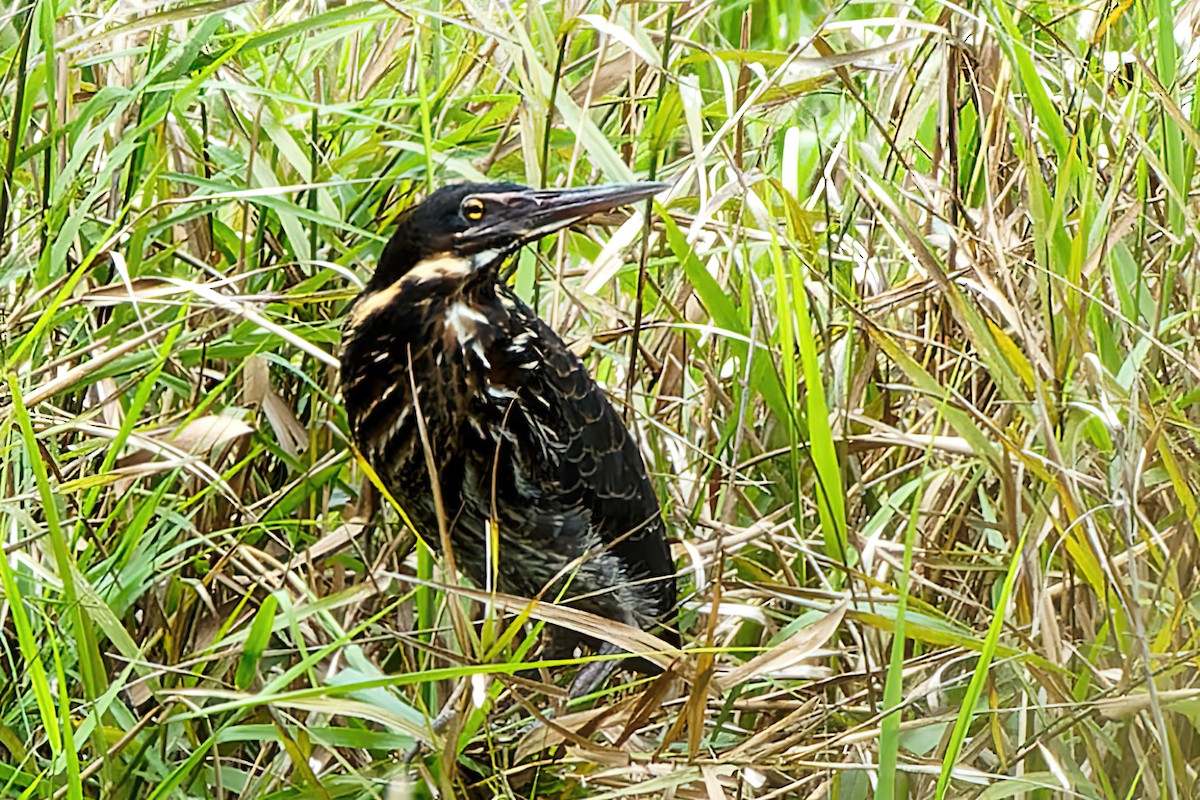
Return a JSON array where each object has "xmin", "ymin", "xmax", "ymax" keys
[{"xmin": 489, "ymin": 295, "xmax": 675, "ymax": 588}]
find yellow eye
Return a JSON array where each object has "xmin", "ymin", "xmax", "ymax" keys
[{"xmin": 461, "ymin": 197, "xmax": 485, "ymax": 221}]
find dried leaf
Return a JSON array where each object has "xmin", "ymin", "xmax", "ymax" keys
[
  {"xmin": 169, "ymin": 414, "xmax": 254, "ymax": 456},
  {"xmin": 245, "ymin": 356, "xmax": 307, "ymax": 456},
  {"xmin": 514, "ymin": 702, "xmax": 631, "ymax": 761},
  {"xmin": 81, "ymin": 277, "xmax": 176, "ymax": 306},
  {"xmin": 723, "ymin": 601, "xmax": 846, "ymax": 685}
]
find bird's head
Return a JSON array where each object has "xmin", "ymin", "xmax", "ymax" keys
[{"xmin": 370, "ymin": 181, "xmax": 668, "ymax": 291}]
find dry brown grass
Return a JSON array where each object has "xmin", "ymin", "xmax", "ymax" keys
[{"xmin": 1, "ymin": 1, "xmax": 1198, "ymax": 798}]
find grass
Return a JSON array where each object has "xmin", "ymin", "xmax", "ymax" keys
[{"xmin": 1, "ymin": 0, "xmax": 1199, "ymax": 797}]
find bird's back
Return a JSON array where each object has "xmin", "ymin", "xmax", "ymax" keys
[{"xmin": 341, "ymin": 272, "xmax": 677, "ymax": 641}]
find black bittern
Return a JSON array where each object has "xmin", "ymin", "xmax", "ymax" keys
[{"xmin": 340, "ymin": 181, "xmax": 677, "ymax": 697}]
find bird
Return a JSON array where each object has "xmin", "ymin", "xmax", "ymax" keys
[{"xmin": 339, "ymin": 180, "xmax": 678, "ymax": 697}]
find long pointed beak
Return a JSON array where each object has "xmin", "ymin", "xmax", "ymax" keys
[
  {"xmin": 467, "ymin": 181, "xmax": 668, "ymax": 248},
  {"xmin": 522, "ymin": 182, "xmax": 668, "ymax": 232}
]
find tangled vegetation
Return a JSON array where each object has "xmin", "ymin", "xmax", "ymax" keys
[{"xmin": 1, "ymin": 0, "xmax": 1198, "ymax": 797}]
